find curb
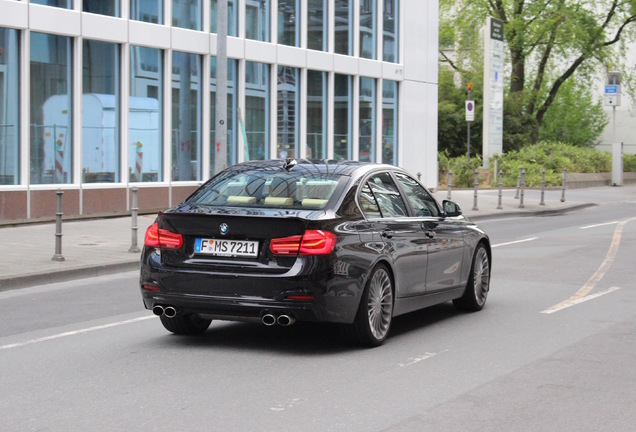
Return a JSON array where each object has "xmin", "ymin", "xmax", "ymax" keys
[
  {"xmin": 468, "ymin": 203, "xmax": 597, "ymax": 222},
  {"xmin": 0, "ymin": 261, "xmax": 140, "ymax": 293}
]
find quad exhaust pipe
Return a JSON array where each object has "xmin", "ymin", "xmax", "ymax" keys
[
  {"xmin": 261, "ymin": 313, "xmax": 296, "ymax": 327},
  {"xmin": 152, "ymin": 305, "xmax": 177, "ymax": 318}
]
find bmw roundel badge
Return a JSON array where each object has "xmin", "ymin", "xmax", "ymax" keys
[{"xmin": 219, "ymin": 223, "xmax": 229, "ymax": 235}]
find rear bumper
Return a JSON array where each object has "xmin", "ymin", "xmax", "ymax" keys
[{"xmin": 140, "ymin": 249, "xmax": 364, "ymax": 324}]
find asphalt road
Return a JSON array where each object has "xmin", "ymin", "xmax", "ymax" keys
[{"xmin": 2, "ymin": 198, "xmax": 636, "ymax": 431}]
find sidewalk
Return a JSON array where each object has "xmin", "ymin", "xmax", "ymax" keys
[{"xmin": 1, "ymin": 184, "xmax": 631, "ymax": 292}]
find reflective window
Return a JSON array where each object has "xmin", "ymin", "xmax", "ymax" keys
[
  {"xmin": 0, "ymin": 28, "xmax": 19, "ymax": 185},
  {"xmin": 382, "ymin": 80, "xmax": 398, "ymax": 165},
  {"xmin": 394, "ymin": 173, "xmax": 439, "ymax": 217},
  {"xmin": 306, "ymin": 70, "xmax": 327, "ymax": 160},
  {"xmin": 278, "ymin": 0, "xmax": 300, "ymax": 47},
  {"xmin": 334, "ymin": 74, "xmax": 352, "ymax": 160},
  {"xmin": 171, "ymin": 51, "xmax": 202, "ymax": 181},
  {"xmin": 130, "ymin": 0, "xmax": 162, "ymax": 24},
  {"xmin": 307, "ymin": 0, "xmax": 328, "ymax": 52},
  {"xmin": 82, "ymin": 40, "xmax": 120, "ymax": 183},
  {"xmin": 130, "ymin": 46, "xmax": 163, "ymax": 182},
  {"xmin": 359, "ymin": 77, "xmax": 376, "ymax": 162},
  {"xmin": 83, "ymin": 1, "xmax": 119, "ymax": 16},
  {"xmin": 245, "ymin": 61, "xmax": 269, "ymax": 160},
  {"xmin": 360, "ymin": 0, "xmax": 376, "ymax": 59},
  {"xmin": 367, "ymin": 172, "xmax": 407, "ymax": 217},
  {"xmin": 210, "ymin": 56, "xmax": 238, "ymax": 175},
  {"xmin": 172, "ymin": 0, "xmax": 201, "ymax": 30},
  {"xmin": 334, "ymin": 0, "xmax": 352, "ymax": 55},
  {"xmin": 360, "ymin": 183, "xmax": 381, "ymax": 218},
  {"xmin": 31, "ymin": 0, "xmax": 72, "ymax": 8},
  {"xmin": 30, "ymin": 33, "xmax": 73, "ymax": 184},
  {"xmin": 211, "ymin": 0, "xmax": 237, "ymax": 36},
  {"xmin": 277, "ymin": 66, "xmax": 299, "ymax": 158},
  {"xmin": 383, "ymin": 0, "xmax": 399, "ymax": 62},
  {"xmin": 246, "ymin": 0, "xmax": 270, "ymax": 42}
]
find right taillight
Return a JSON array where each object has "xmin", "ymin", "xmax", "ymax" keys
[
  {"xmin": 144, "ymin": 222, "xmax": 183, "ymax": 250},
  {"xmin": 270, "ymin": 230, "xmax": 336, "ymax": 256}
]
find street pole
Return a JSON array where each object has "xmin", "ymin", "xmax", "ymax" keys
[
  {"xmin": 466, "ymin": 83, "xmax": 472, "ymax": 160},
  {"xmin": 214, "ymin": 0, "xmax": 228, "ymax": 175}
]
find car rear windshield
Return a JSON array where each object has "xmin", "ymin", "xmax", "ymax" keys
[{"xmin": 187, "ymin": 170, "xmax": 343, "ymax": 210}]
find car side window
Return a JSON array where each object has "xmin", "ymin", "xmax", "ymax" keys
[
  {"xmin": 394, "ymin": 173, "xmax": 440, "ymax": 217},
  {"xmin": 360, "ymin": 183, "xmax": 382, "ymax": 218},
  {"xmin": 367, "ymin": 172, "xmax": 409, "ymax": 218}
]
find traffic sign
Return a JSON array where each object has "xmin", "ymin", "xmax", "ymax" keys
[
  {"xmin": 605, "ymin": 85, "xmax": 618, "ymax": 94},
  {"xmin": 466, "ymin": 100, "xmax": 475, "ymax": 122}
]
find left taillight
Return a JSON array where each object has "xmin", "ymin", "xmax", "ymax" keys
[
  {"xmin": 270, "ymin": 230, "xmax": 336, "ymax": 256},
  {"xmin": 144, "ymin": 222, "xmax": 183, "ymax": 250}
]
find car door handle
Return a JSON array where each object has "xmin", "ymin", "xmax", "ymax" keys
[
  {"xmin": 425, "ymin": 230, "xmax": 436, "ymax": 239},
  {"xmin": 381, "ymin": 229, "xmax": 394, "ymax": 239}
]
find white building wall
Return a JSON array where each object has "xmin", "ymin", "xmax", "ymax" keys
[{"xmin": 401, "ymin": 0, "xmax": 439, "ymax": 188}]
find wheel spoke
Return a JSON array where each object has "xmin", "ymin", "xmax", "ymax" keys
[{"xmin": 367, "ymin": 269, "xmax": 393, "ymax": 340}]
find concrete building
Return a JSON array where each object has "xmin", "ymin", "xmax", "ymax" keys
[{"xmin": 0, "ymin": 0, "xmax": 438, "ymax": 223}]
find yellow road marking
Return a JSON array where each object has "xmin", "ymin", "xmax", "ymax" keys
[{"xmin": 541, "ymin": 217, "xmax": 636, "ymax": 314}]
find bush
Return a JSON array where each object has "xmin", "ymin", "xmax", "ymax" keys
[{"xmin": 440, "ymin": 141, "xmax": 634, "ymax": 188}]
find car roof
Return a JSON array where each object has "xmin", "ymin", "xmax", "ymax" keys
[{"xmin": 222, "ymin": 159, "xmax": 401, "ymax": 179}]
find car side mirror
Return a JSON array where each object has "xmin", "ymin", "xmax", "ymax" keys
[{"xmin": 443, "ymin": 200, "xmax": 462, "ymax": 217}]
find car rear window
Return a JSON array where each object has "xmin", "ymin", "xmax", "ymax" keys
[{"xmin": 187, "ymin": 171, "xmax": 342, "ymax": 210}]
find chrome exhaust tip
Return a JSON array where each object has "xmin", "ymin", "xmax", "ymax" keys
[
  {"xmin": 261, "ymin": 314, "xmax": 276, "ymax": 326},
  {"xmin": 163, "ymin": 306, "xmax": 177, "ymax": 318},
  {"xmin": 152, "ymin": 305, "xmax": 165, "ymax": 316},
  {"xmin": 277, "ymin": 315, "xmax": 295, "ymax": 326}
]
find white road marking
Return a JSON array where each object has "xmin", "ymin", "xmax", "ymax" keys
[
  {"xmin": 580, "ymin": 221, "xmax": 619, "ymax": 230},
  {"xmin": 397, "ymin": 350, "xmax": 446, "ymax": 368},
  {"xmin": 271, "ymin": 398, "xmax": 303, "ymax": 412},
  {"xmin": 492, "ymin": 237, "xmax": 538, "ymax": 248},
  {"xmin": 541, "ymin": 287, "xmax": 621, "ymax": 314},
  {"xmin": 0, "ymin": 315, "xmax": 155, "ymax": 350}
]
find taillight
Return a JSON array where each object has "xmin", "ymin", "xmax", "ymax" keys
[
  {"xmin": 144, "ymin": 222, "xmax": 183, "ymax": 250},
  {"xmin": 270, "ymin": 230, "xmax": 336, "ymax": 256}
]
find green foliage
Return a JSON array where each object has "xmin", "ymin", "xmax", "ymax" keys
[
  {"xmin": 440, "ymin": 142, "xmax": 635, "ymax": 188},
  {"xmin": 538, "ymin": 79, "xmax": 608, "ymax": 147},
  {"xmin": 438, "ymin": 151, "xmax": 484, "ymax": 187},
  {"xmin": 438, "ymin": 68, "xmax": 484, "ymax": 157}
]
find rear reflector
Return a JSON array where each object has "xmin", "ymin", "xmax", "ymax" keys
[
  {"xmin": 286, "ymin": 295, "xmax": 315, "ymax": 301},
  {"xmin": 142, "ymin": 284, "xmax": 160, "ymax": 291},
  {"xmin": 270, "ymin": 230, "xmax": 336, "ymax": 256},
  {"xmin": 144, "ymin": 222, "xmax": 183, "ymax": 250}
]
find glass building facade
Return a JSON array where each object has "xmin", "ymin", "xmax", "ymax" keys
[{"xmin": 0, "ymin": 0, "xmax": 427, "ymax": 222}]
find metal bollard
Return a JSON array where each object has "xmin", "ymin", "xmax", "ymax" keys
[
  {"xmin": 561, "ymin": 167, "xmax": 567, "ymax": 202},
  {"xmin": 472, "ymin": 169, "xmax": 479, "ymax": 211},
  {"xmin": 519, "ymin": 168, "xmax": 525, "ymax": 208},
  {"xmin": 540, "ymin": 169, "xmax": 546, "ymax": 206},
  {"xmin": 129, "ymin": 186, "xmax": 141, "ymax": 253},
  {"xmin": 52, "ymin": 189, "xmax": 65, "ymax": 262},
  {"xmin": 447, "ymin": 170, "xmax": 453, "ymax": 200},
  {"xmin": 497, "ymin": 170, "xmax": 503, "ymax": 209},
  {"xmin": 514, "ymin": 166, "xmax": 522, "ymax": 199}
]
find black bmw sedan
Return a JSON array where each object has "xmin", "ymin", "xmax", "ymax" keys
[{"xmin": 140, "ymin": 159, "xmax": 491, "ymax": 346}]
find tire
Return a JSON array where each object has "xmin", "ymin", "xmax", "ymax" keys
[
  {"xmin": 454, "ymin": 243, "xmax": 490, "ymax": 312},
  {"xmin": 159, "ymin": 313, "xmax": 212, "ymax": 335},
  {"xmin": 347, "ymin": 264, "xmax": 394, "ymax": 347}
]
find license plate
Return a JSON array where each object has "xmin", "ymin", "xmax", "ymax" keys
[{"xmin": 194, "ymin": 238, "xmax": 259, "ymax": 258}]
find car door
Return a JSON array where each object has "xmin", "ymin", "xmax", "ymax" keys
[
  {"xmin": 361, "ymin": 171, "xmax": 429, "ymax": 298},
  {"xmin": 393, "ymin": 172, "xmax": 466, "ymax": 293}
]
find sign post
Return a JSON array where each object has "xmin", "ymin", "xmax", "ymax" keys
[
  {"xmin": 482, "ymin": 17, "xmax": 504, "ymax": 167},
  {"xmin": 466, "ymin": 83, "xmax": 474, "ymax": 160}
]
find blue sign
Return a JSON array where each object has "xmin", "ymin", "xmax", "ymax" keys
[{"xmin": 605, "ymin": 85, "xmax": 618, "ymax": 94}]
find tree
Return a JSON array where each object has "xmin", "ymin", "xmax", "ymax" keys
[{"xmin": 440, "ymin": 0, "xmax": 636, "ymax": 144}]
